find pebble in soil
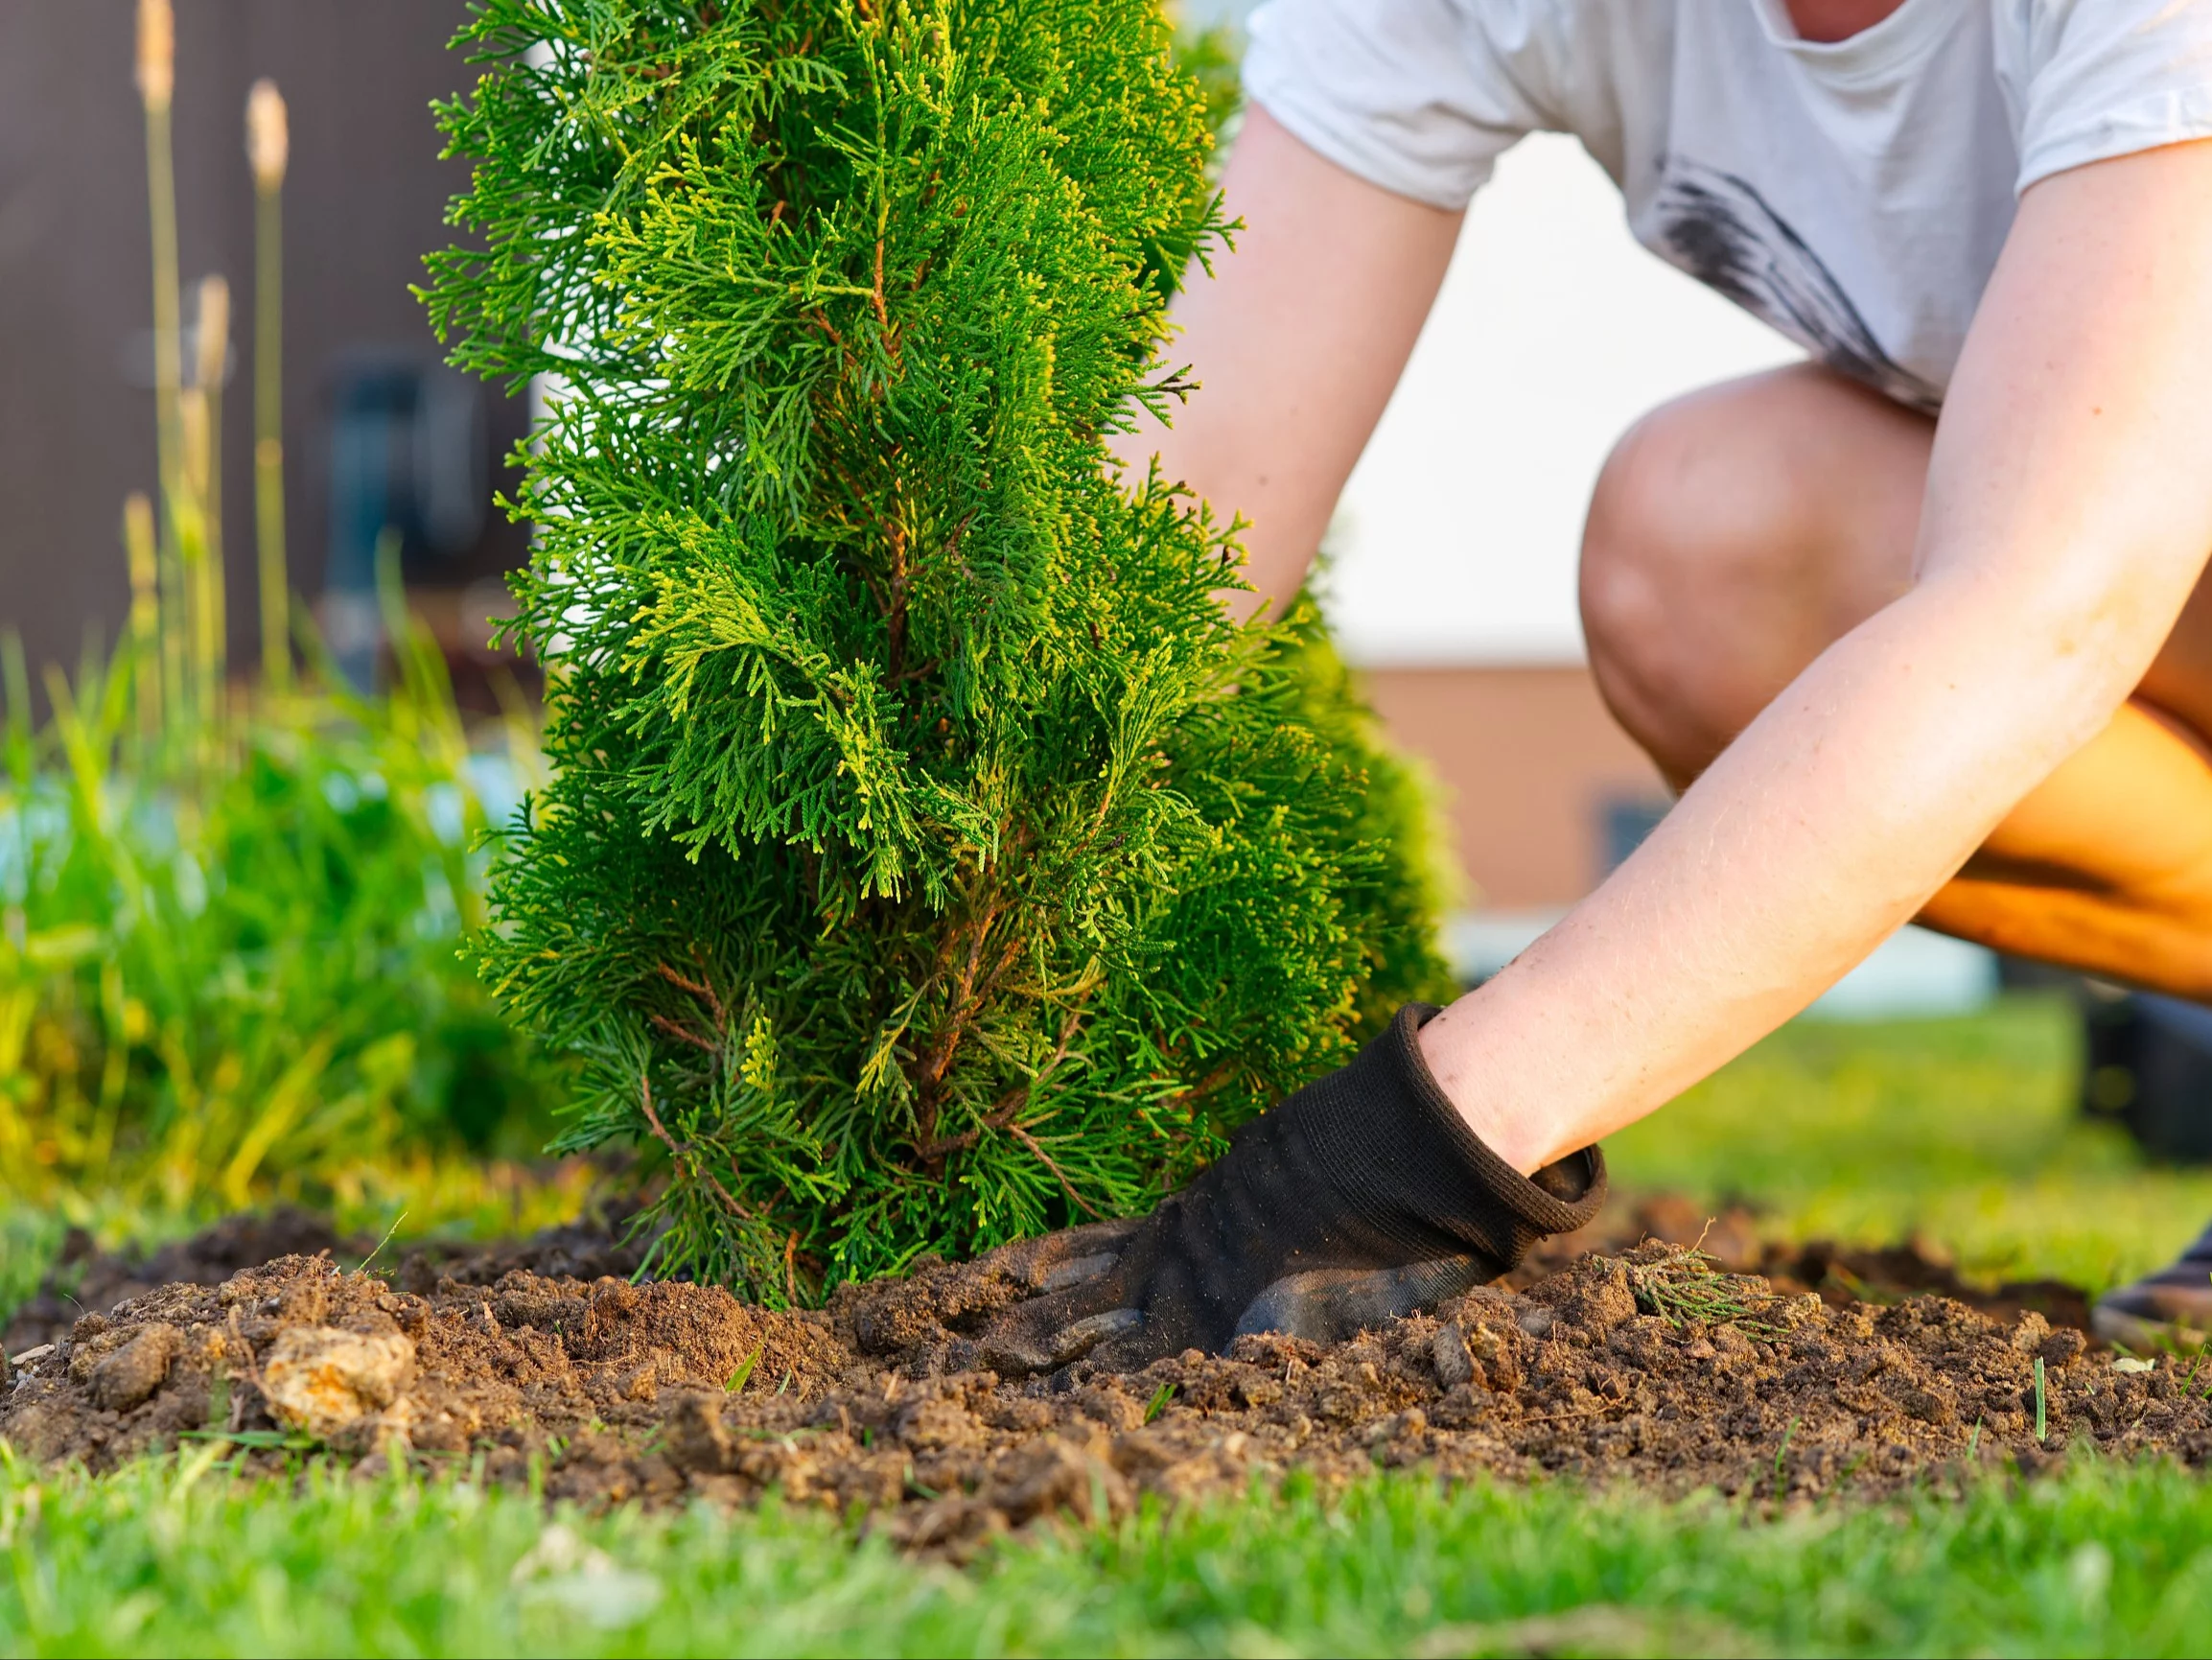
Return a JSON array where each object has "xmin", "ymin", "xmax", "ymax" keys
[{"xmin": 5, "ymin": 1231, "xmax": 2207, "ymax": 1555}]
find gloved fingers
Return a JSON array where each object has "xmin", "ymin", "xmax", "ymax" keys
[
  {"xmin": 1049, "ymin": 1259, "xmax": 1496, "ymax": 1378},
  {"xmin": 969, "ymin": 1216, "xmax": 1155, "ymax": 1374},
  {"xmin": 976, "ymin": 1287, "xmax": 1142, "ymax": 1374},
  {"xmin": 1231, "ymin": 1255, "xmax": 1494, "ymax": 1347},
  {"xmin": 974, "ymin": 1216, "xmax": 1144, "ymax": 1295},
  {"xmin": 1083, "ymin": 1320, "xmax": 1179, "ymax": 1374},
  {"xmin": 1048, "ymin": 1307, "xmax": 1144, "ymax": 1363}
]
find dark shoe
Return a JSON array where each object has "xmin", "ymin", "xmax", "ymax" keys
[{"xmin": 2091, "ymin": 1220, "xmax": 2212, "ymax": 1349}]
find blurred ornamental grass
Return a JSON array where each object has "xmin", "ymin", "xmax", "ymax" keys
[{"xmin": 0, "ymin": 1, "xmax": 562, "ymax": 1224}]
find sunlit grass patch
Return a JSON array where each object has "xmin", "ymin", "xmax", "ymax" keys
[{"xmin": 1609, "ymin": 995, "xmax": 2212, "ymax": 1295}]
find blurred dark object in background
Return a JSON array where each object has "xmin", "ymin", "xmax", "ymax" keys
[
  {"xmin": 2079, "ymin": 983, "xmax": 2212, "ymax": 1164},
  {"xmin": 0, "ymin": 1, "xmax": 530, "ymax": 710},
  {"xmin": 1998, "ymin": 955, "xmax": 2212, "ymax": 1162},
  {"xmin": 325, "ymin": 353, "xmax": 488, "ymax": 689}
]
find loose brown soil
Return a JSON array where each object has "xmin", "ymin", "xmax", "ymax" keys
[
  {"xmin": 5, "ymin": 1209, "xmax": 361, "ymax": 1353},
  {"xmin": 5, "ymin": 1202, "xmax": 2204, "ymax": 1552},
  {"xmin": 3, "ymin": 1205, "xmax": 652, "ymax": 1355}
]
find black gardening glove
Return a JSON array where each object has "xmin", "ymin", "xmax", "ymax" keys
[{"xmin": 976, "ymin": 1003, "xmax": 1606, "ymax": 1374}]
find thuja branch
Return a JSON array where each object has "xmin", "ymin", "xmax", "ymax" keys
[
  {"xmin": 916, "ymin": 1004, "xmax": 1086, "ymax": 1163},
  {"xmin": 637, "ymin": 1072, "xmax": 757, "ymax": 1223}
]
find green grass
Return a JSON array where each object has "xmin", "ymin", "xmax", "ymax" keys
[
  {"xmin": 1607, "ymin": 994, "xmax": 2212, "ymax": 1295},
  {"xmin": 5, "ymin": 1445, "xmax": 2211, "ymax": 1657},
  {"xmin": 1, "ymin": 0, "xmax": 563, "ymax": 1230},
  {"xmin": 0, "ymin": 1208, "xmax": 63, "ymax": 1321}
]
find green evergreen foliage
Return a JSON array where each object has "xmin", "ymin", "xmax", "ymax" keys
[{"xmin": 426, "ymin": 0, "xmax": 1452, "ymax": 1299}]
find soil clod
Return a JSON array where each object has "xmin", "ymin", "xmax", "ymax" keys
[{"xmin": 262, "ymin": 1327, "xmax": 416, "ymax": 1439}]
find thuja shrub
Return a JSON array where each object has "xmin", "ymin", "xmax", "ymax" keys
[{"xmin": 426, "ymin": 0, "xmax": 1453, "ymax": 1298}]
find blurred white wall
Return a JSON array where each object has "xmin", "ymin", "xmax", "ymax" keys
[{"xmin": 1325, "ymin": 131, "xmax": 1804, "ymax": 666}]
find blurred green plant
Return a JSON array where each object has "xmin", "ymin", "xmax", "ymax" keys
[
  {"xmin": 0, "ymin": 596, "xmax": 561, "ymax": 1216},
  {"xmin": 1173, "ymin": 21, "xmax": 1243, "ymax": 148},
  {"xmin": 0, "ymin": 1, "xmax": 561, "ymax": 1223}
]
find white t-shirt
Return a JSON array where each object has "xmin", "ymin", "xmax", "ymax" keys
[{"xmin": 1245, "ymin": 0, "xmax": 2212, "ymax": 411}]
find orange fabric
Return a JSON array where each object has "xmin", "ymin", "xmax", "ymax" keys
[{"xmin": 1921, "ymin": 699, "xmax": 2212, "ymax": 996}]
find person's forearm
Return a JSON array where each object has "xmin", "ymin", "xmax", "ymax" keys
[
  {"xmin": 1112, "ymin": 105, "xmax": 1462, "ymax": 617},
  {"xmin": 1425, "ymin": 573, "xmax": 2134, "ymax": 1172}
]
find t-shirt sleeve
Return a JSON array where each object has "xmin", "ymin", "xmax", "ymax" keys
[
  {"xmin": 1241, "ymin": 0, "xmax": 1565, "ymax": 210},
  {"xmin": 2002, "ymin": 0, "xmax": 2212, "ymax": 194}
]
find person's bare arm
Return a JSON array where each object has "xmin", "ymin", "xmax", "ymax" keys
[
  {"xmin": 1422, "ymin": 138, "xmax": 2212, "ymax": 1172},
  {"xmin": 1115, "ymin": 105, "xmax": 1463, "ymax": 615}
]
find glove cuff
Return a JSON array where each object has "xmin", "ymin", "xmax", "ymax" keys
[{"xmin": 1377, "ymin": 1001, "xmax": 1607, "ymax": 1246}]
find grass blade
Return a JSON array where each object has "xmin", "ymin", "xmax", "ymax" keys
[{"xmin": 725, "ymin": 1343, "xmax": 764, "ymax": 1393}]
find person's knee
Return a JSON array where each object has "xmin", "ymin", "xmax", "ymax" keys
[
  {"xmin": 1579, "ymin": 409, "xmax": 1698, "ymax": 679},
  {"xmin": 1578, "ymin": 369, "xmax": 1926, "ymax": 782},
  {"xmin": 1578, "ymin": 395, "xmax": 1802, "ymax": 775}
]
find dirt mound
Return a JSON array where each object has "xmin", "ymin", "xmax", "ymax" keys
[
  {"xmin": 386, "ymin": 1205, "xmax": 655, "ymax": 1297},
  {"xmin": 6, "ymin": 1230, "xmax": 2205, "ymax": 1553},
  {"xmin": 3, "ymin": 1195, "xmax": 2082, "ymax": 1357},
  {"xmin": 3, "ymin": 1209, "xmax": 361, "ymax": 1353},
  {"xmin": 3, "ymin": 1205, "xmax": 658, "ymax": 1355},
  {"xmin": 1518, "ymin": 1195, "xmax": 2096, "ymax": 1334},
  {"xmin": 3, "ymin": 1252, "xmax": 845, "ymax": 1479}
]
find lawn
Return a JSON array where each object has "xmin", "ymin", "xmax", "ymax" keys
[
  {"xmin": 7, "ymin": 1445, "xmax": 2212, "ymax": 1657},
  {"xmin": 6, "ymin": 995, "xmax": 2212, "ymax": 1658},
  {"xmin": 1610, "ymin": 994, "xmax": 2212, "ymax": 1295}
]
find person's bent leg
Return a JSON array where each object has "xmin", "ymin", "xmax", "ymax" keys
[
  {"xmin": 1919, "ymin": 707, "xmax": 2212, "ymax": 995},
  {"xmin": 1580, "ymin": 362, "xmax": 2212, "ymax": 994}
]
